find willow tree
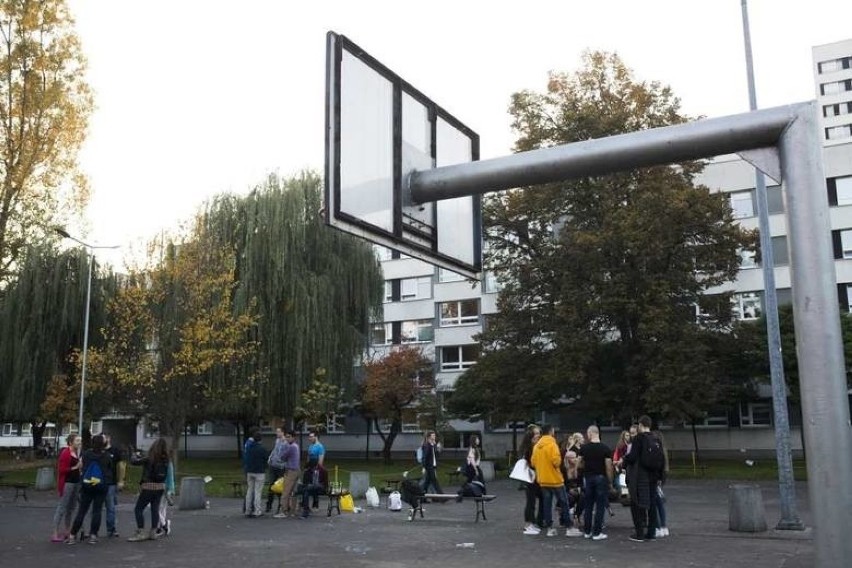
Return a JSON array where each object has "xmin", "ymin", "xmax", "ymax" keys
[
  {"xmin": 0, "ymin": 244, "xmax": 116, "ymax": 433},
  {"xmin": 196, "ymin": 172, "xmax": 383, "ymax": 421},
  {"xmin": 0, "ymin": 0, "xmax": 93, "ymax": 284},
  {"xmin": 460, "ymin": 51, "xmax": 755, "ymax": 423}
]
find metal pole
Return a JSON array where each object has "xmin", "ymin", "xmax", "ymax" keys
[
  {"xmin": 780, "ymin": 102, "xmax": 852, "ymax": 567},
  {"xmin": 78, "ymin": 250, "xmax": 94, "ymax": 436},
  {"xmin": 740, "ymin": 0, "xmax": 803, "ymax": 531}
]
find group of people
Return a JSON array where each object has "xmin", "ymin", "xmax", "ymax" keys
[
  {"xmin": 518, "ymin": 415, "xmax": 669, "ymax": 542},
  {"xmin": 242, "ymin": 427, "xmax": 327, "ymax": 520},
  {"xmin": 50, "ymin": 432, "xmax": 175, "ymax": 545}
]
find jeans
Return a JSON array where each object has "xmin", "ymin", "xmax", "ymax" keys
[
  {"xmin": 540, "ymin": 485, "xmax": 571, "ymax": 529},
  {"xmin": 106, "ymin": 484, "xmax": 118, "ymax": 534},
  {"xmin": 134, "ymin": 489, "xmax": 163, "ymax": 529},
  {"xmin": 583, "ymin": 474, "xmax": 609, "ymax": 536},
  {"xmin": 654, "ymin": 484, "xmax": 667, "ymax": 527},
  {"xmin": 53, "ymin": 481, "xmax": 81, "ymax": 533},
  {"xmin": 245, "ymin": 472, "xmax": 265, "ymax": 515},
  {"xmin": 421, "ymin": 467, "xmax": 443, "ymax": 494},
  {"xmin": 71, "ymin": 484, "xmax": 107, "ymax": 537}
]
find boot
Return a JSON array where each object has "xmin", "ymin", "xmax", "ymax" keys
[{"xmin": 127, "ymin": 529, "xmax": 148, "ymax": 542}]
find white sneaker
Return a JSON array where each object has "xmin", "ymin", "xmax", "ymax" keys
[
  {"xmin": 565, "ymin": 527, "xmax": 583, "ymax": 537},
  {"xmin": 655, "ymin": 528, "xmax": 663, "ymax": 538},
  {"xmin": 661, "ymin": 527, "xmax": 670, "ymax": 537},
  {"xmin": 546, "ymin": 528, "xmax": 558, "ymax": 537},
  {"xmin": 592, "ymin": 533, "xmax": 608, "ymax": 541},
  {"xmin": 584, "ymin": 533, "xmax": 592, "ymax": 539},
  {"xmin": 523, "ymin": 526, "xmax": 541, "ymax": 535}
]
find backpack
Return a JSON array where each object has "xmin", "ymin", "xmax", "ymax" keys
[
  {"xmin": 148, "ymin": 460, "xmax": 168, "ymax": 483},
  {"xmin": 82, "ymin": 455, "xmax": 105, "ymax": 486},
  {"xmin": 640, "ymin": 434, "xmax": 665, "ymax": 472},
  {"xmin": 415, "ymin": 446, "xmax": 424, "ymax": 465},
  {"xmin": 388, "ymin": 491, "xmax": 402, "ymax": 511}
]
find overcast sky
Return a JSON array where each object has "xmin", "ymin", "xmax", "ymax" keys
[{"xmin": 66, "ymin": 0, "xmax": 852, "ymax": 268}]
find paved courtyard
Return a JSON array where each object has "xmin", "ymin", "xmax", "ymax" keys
[{"xmin": 0, "ymin": 478, "xmax": 814, "ymax": 568}]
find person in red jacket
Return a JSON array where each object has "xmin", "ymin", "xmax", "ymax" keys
[{"xmin": 51, "ymin": 434, "xmax": 82, "ymax": 543}]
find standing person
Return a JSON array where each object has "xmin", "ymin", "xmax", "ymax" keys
[
  {"xmin": 243, "ymin": 429, "xmax": 268, "ymax": 517},
  {"xmin": 531, "ymin": 424, "xmax": 582, "ymax": 537},
  {"xmin": 419, "ymin": 431, "xmax": 443, "ymax": 495},
  {"xmin": 612, "ymin": 430, "xmax": 631, "ymax": 496},
  {"xmin": 652, "ymin": 430, "xmax": 670, "ymax": 538},
  {"xmin": 520, "ymin": 425, "xmax": 543, "ymax": 535},
  {"xmin": 155, "ymin": 456, "xmax": 176, "ymax": 537},
  {"xmin": 577, "ymin": 425, "xmax": 614, "ymax": 540},
  {"xmin": 622, "ymin": 415, "xmax": 661, "ymax": 542},
  {"xmin": 127, "ymin": 438, "xmax": 170, "ymax": 542},
  {"xmin": 564, "ymin": 432, "xmax": 584, "ymax": 526},
  {"xmin": 103, "ymin": 433, "xmax": 126, "ymax": 538},
  {"xmin": 265, "ymin": 426, "xmax": 288, "ymax": 514},
  {"xmin": 51, "ymin": 434, "xmax": 82, "ymax": 542},
  {"xmin": 306, "ymin": 430, "xmax": 325, "ymax": 508},
  {"xmin": 466, "ymin": 434, "xmax": 483, "ymax": 483},
  {"xmin": 274, "ymin": 430, "xmax": 301, "ymax": 518},
  {"xmin": 67, "ymin": 434, "xmax": 113, "ymax": 545}
]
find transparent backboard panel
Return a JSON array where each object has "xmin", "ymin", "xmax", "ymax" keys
[{"xmin": 325, "ymin": 32, "xmax": 481, "ymax": 278}]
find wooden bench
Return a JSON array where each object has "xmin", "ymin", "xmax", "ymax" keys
[
  {"xmin": 0, "ymin": 482, "xmax": 31, "ymax": 502},
  {"xmin": 407, "ymin": 493, "xmax": 496, "ymax": 523}
]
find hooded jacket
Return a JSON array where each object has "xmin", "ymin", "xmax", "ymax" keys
[{"xmin": 530, "ymin": 433, "xmax": 565, "ymax": 488}]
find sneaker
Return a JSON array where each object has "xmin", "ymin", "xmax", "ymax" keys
[
  {"xmin": 629, "ymin": 534, "xmax": 645, "ymax": 542},
  {"xmin": 565, "ymin": 527, "xmax": 583, "ymax": 537},
  {"xmin": 655, "ymin": 528, "xmax": 663, "ymax": 538},
  {"xmin": 107, "ymin": 531, "xmax": 119, "ymax": 538},
  {"xmin": 127, "ymin": 529, "xmax": 149, "ymax": 542},
  {"xmin": 583, "ymin": 533, "xmax": 592, "ymax": 539},
  {"xmin": 592, "ymin": 533, "xmax": 608, "ymax": 541},
  {"xmin": 523, "ymin": 526, "xmax": 541, "ymax": 535},
  {"xmin": 661, "ymin": 527, "xmax": 669, "ymax": 537},
  {"xmin": 87, "ymin": 535, "xmax": 98, "ymax": 545},
  {"xmin": 64, "ymin": 536, "xmax": 77, "ymax": 545},
  {"xmin": 546, "ymin": 528, "xmax": 558, "ymax": 537},
  {"xmin": 273, "ymin": 512, "xmax": 289, "ymax": 518}
]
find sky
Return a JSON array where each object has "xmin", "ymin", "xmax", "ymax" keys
[{"xmin": 65, "ymin": 0, "xmax": 852, "ymax": 268}]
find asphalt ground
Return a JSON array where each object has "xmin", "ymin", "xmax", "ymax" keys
[{"xmin": 0, "ymin": 478, "xmax": 814, "ymax": 568}]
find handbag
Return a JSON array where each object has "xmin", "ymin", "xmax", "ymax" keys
[
  {"xmin": 509, "ymin": 458, "xmax": 535, "ymax": 483},
  {"xmin": 270, "ymin": 476, "xmax": 284, "ymax": 494}
]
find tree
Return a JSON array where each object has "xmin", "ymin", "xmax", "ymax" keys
[
  {"xmin": 0, "ymin": 0, "xmax": 93, "ymax": 284},
  {"xmin": 295, "ymin": 368, "xmax": 344, "ymax": 432},
  {"xmin": 360, "ymin": 346, "xmax": 434, "ymax": 462},
  {"xmin": 467, "ymin": 51, "xmax": 755, "ymax": 424},
  {"xmin": 83, "ymin": 233, "xmax": 259, "ymax": 470}
]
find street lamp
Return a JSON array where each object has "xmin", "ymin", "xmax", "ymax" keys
[{"xmin": 54, "ymin": 228, "xmax": 119, "ymax": 437}]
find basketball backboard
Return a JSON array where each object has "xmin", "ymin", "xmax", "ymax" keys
[{"xmin": 324, "ymin": 31, "xmax": 482, "ymax": 278}]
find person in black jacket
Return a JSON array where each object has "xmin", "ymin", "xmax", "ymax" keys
[
  {"xmin": 127, "ymin": 438, "xmax": 171, "ymax": 541},
  {"xmin": 244, "ymin": 430, "xmax": 269, "ymax": 517},
  {"xmin": 67, "ymin": 434, "xmax": 113, "ymax": 545},
  {"xmin": 419, "ymin": 431, "xmax": 443, "ymax": 495},
  {"xmin": 622, "ymin": 415, "xmax": 660, "ymax": 542}
]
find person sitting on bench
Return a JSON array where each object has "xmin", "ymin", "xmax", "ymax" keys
[
  {"xmin": 297, "ymin": 459, "xmax": 327, "ymax": 519},
  {"xmin": 456, "ymin": 462, "xmax": 486, "ymax": 502}
]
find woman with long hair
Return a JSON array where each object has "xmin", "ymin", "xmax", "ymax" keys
[
  {"xmin": 652, "ymin": 430, "xmax": 670, "ymax": 537},
  {"xmin": 51, "ymin": 434, "xmax": 82, "ymax": 542},
  {"xmin": 520, "ymin": 424, "xmax": 542, "ymax": 535},
  {"xmin": 466, "ymin": 434, "xmax": 483, "ymax": 482},
  {"xmin": 127, "ymin": 438, "xmax": 171, "ymax": 542}
]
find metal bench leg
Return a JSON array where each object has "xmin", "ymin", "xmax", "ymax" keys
[{"xmin": 476, "ymin": 499, "xmax": 486, "ymax": 522}]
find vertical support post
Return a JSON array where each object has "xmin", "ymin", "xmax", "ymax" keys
[
  {"xmin": 78, "ymin": 251, "xmax": 94, "ymax": 436},
  {"xmin": 780, "ymin": 102, "xmax": 852, "ymax": 567},
  {"xmin": 740, "ymin": 0, "xmax": 802, "ymax": 531}
]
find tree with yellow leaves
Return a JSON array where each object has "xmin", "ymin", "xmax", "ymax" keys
[{"xmin": 0, "ymin": 0, "xmax": 93, "ymax": 283}]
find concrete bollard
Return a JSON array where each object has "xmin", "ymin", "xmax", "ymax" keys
[
  {"xmin": 178, "ymin": 477, "xmax": 206, "ymax": 510},
  {"xmin": 348, "ymin": 471, "xmax": 370, "ymax": 499},
  {"xmin": 479, "ymin": 461, "xmax": 495, "ymax": 483},
  {"xmin": 35, "ymin": 466, "xmax": 55, "ymax": 491},
  {"xmin": 728, "ymin": 484, "xmax": 768, "ymax": 532}
]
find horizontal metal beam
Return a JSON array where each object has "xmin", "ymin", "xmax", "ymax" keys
[{"xmin": 409, "ymin": 103, "xmax": 800, "ymax": 203}]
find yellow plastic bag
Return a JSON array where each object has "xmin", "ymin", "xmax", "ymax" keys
[
  {"xmin": 270, "ymin": 477, "xmax": 284, "ymax": 494},
  {"xmin": 340, "ymin": 493, "xmax": 355, "ymax": 512}
]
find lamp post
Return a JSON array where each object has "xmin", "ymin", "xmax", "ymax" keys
[{"xmin": 54, "ymin": 228, "xmax": 119, "ymax": 437}]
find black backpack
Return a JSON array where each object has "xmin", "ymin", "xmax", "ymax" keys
[{"xmin": 640, "ymin": 434, "xmax": 665, "ymax": 472}]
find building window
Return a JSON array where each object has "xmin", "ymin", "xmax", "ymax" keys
[
  {"xmin": 197, "ymin": 421, "xmax": 214, "ymax": 436},
  {"xmin": 732, "ymin": 292, "xmax": 761, "ymax": 321},
  {"xmin": 400, "ymin": 277, "xmax": 431, "ymax": 301},
  {"xmin": 373, "ymin": 245, "xmax": 393, "ymax": 261},
  {"xmin": 820, "ymin": 79, "xmax": 852, "ymax": 96},
  {"xmin": 438, "ymin": 268, "xmax": 465, "ymax": 283},
  {"xmin": 325, "ymin": 414, "xmax": 346, "ymax": 434},
  {"xmin": 826, "ymin": 124, "xmax": 852, "ymax": 140},
  {"xmin": 440, "ymin": 300, "xmax": 480, "ymax": 326},
  {"xmin": 401, "ymin": 320, "xmax": 434, "ymax": 343},
  {"xmin": 440, "ymin": 345, "xmax": 480, "ymax": 371},
  {"xmin": 484, "ymin": 271, "xmax": 502, "ymax": 293},
  {"xmin": 738, "ymin": 248, "xmax": 757, "ymax": 269},
  {"xmin": 836, "ymin": 176, "xmax": 852, "ymax": 206},
  {"xmin": 771, "ymin": 235, "xmax": 789, "ymax": 266},
  {"xmin": 90, "ymin": 421, "xmax": 103, "ymax": 435},
  {"xmin": 370, "ymin": 323, "xmax": 391, "ymax": 345},
  {"xmin": 20, "ymin": 423, "xmax": 32, "ymax": 436},
  {"xmin": 728, "ymin": 190, "xmax": 754, "ymax": 218},
  {"xmin": 1, "ymin": 423, "xmax": 13, "ymax": 436},
  {"xmin": 823, "ymin": 102, "xmax": 852, "ymax": 118},
  {"xmin": 383, "ymin": 281, "xmax": 393, "ymax": 303},
  {"xmin": 766, "ymin": 185, "xmax": 784, "ymax": 214},
  {"xmin": 740, "ymin": 402, "xmax": 772, "ymax": 427},
  {"xmin": 819, "ymin": 57, "xmax": 851, "ymax": 74}
]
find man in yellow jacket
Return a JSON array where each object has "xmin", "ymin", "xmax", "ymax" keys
[{"xmin": 531, "ymin": 424, "xmax": 584, "ymax": 537}]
